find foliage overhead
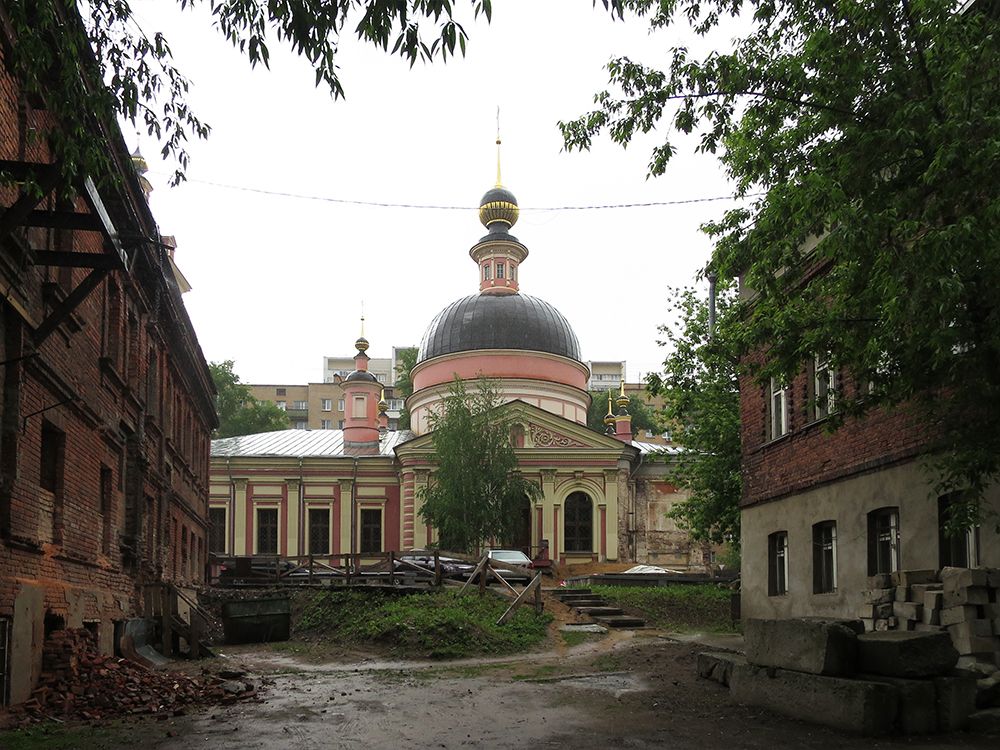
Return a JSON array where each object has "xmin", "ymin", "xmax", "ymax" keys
[
  {"xmin": 418, "ymin": 377, "xmax": 539, "ymax": 553},
  {"xmin": 647, "ymin": 284, "xmax": 741, "ymax": 547},
  {"xmin": 3, "ymin": 0, "xmax": 497, "ymax": 189},
  {"xmin": 585, "ymin": 389, "xmax": 662, "ymax": 437},
  {"xmin": 209, "ymin": 360, "xmax": 289, "ymax": 439},
  {"xmin": 393, "ymin": 346, "xmax": 418, "ymax": 430},
  {"xmin": 563, "ymin": 1, "xmax": 1000, "ymax": 521}
]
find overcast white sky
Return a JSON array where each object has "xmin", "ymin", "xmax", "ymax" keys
[{"xmin": 130, "ymin": 1, "xmax": 743, "ymax": 385}]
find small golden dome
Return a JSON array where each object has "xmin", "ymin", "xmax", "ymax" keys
[
  {"xmin": 355, "ymin": 336, "xmax": 369, "ymax": 353},
  {"xmin": 479, "ymin": 186, "xmax": 519, "ymax": 229}
]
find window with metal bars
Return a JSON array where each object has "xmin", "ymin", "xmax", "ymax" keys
[
  {"xmin": 812, "ymin": 521, "xmax": 837, "ymax": 594},
  {"xmin": 256, "ymin": 508, "xmax": 278, "ymax": 554},
  {"xmin": 360, "ymin": 509, "xmax": 381, "ymax": 554},
  {"xmin": 767, "ymin": 531, "xmax": 788, "ymax": 596},
  {"xmin": 867, "ymin": 507, "xmax": 899, "ymax": 575},
  {"xmin": 309, "ymin": 508, "xmax": 330, "ymax": 555},
  {"xmin": 208, "ymin": 507, "xmax": 226, "ymax": 554},
  {"xmin": 564, "ymin": 492, "xmax": 593, "ymax": 553}
]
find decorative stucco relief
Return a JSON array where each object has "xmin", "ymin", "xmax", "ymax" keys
[{"xmin": 528, "ymin": 424, "xmax": 587, "ymax": 448}]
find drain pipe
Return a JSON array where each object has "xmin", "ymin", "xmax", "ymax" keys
[{"xmin": 350, "ymin": 457, "xmax": 359, "ymax": 570}]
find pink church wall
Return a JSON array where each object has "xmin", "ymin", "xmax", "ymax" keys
[{"xmin": 413, "ymin": 352, "xmax": 588, "ymax": 392}]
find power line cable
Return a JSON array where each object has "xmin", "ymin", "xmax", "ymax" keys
[{"xmin": 147, "ymin": 171, "xmax": 763, "ymax": 212}]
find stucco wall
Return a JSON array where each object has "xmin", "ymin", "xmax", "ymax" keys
[{"xmin": 741, "ymin": 459, "xmax": 1000, "ymax": 621}]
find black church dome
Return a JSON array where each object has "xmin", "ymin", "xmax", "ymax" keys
[{"xmin": 418, "ymin": 293, "xmax": 582, "ymax": 364}]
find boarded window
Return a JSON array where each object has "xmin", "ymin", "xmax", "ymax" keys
[{"xmin": 352, "ymin": 396, "xmax": 366, "ymax": 419}]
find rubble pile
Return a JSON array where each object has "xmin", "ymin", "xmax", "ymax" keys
[
  {"xmin": 862, "ymin": 566, "xmax": 1000, "ymax": 660},
  {"xmin": 11, "ymin": 629, "xmax": 259, "ymax": 726}
]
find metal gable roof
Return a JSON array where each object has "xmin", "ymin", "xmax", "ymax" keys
[{"xmin": 211, "ymin": 429, "xmax": 415, "ymax": 458}]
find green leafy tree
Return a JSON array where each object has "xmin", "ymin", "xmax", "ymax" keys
[
  {"xmin": 585, "ymin": 390, "xmax": 662, "ymax": 437},
  {"xmin": 4, "ymin": 0, "xmax": 496, "ymax": 189},
  {"xmin": 562, "ymin": 1, "xmax": 1000, "ymax": 523},
  {"xmin": 209, "ymin": 360, "xmax": 288, "ymax": 439},
  {"xmin": 393, "ymin": 346, "xmax": 418, "ymax": 430},
  {"xmin": 647, "ymin": 285, "xmax": 741, "ymax": 548},
  {"xmin": 418, "ymin": 377, "xmax": 539, "ymax": 553}
]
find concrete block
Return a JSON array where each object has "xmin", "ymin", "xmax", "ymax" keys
[
  {"xmin": 941, "ymin": 605, "xmax": 982, "ymax": 626},
  {"xmin": 968, "ymin": 708, "xmax": 1000, "ymax": 735},
  {"xmin": 893, "ymin": 601, "xmax": 923, "ymax": 622},
  {"xmin": 984, "ymin": 603, "xmax": 1000, "ymax": 619},
  {"xmin": 892, "ymin": 570, "xmax": 939, "ymax": 587},
  {"xmin": 922, "ymin": 604, "xmax": 941, "ymax": 626},
  {"xmin": 911, "ymin": 583, "xmax": 943, "ymax": 600},
  {"xmin": 858, "ymin": 674, "xmax": 937, "ymax": 734},
  {"xmin": 987, "ymin": 568, "xmax": 1000, "ymax": 588},
  {"xmin": 924, "ymin": 590, "xmax": 944, "ymax": 614},
  {"xmin": 943, "ymin": 586, "xmax": 990, "ymax": 608},
  {"xmin": 857, "ymin": 631, "xmax": 959, "ymax": 678},
  {"xmin": 895, "ymin": 586, "xmax": 910, "ymax": 602},
  {"xmin": 914, "ymin": 622, "xmax": 941, "ymax": 632},
  {"xmin": 976, "ymin": 675, "xmax": 1000, "ymax": 709},
  {"xmin": 860, "ymin": 618, "xmax": 874, "ymax": 632},
  {"xmin": 744, "ymin": 618, "xmax": 862, "ymax": 676},
  {"xmin": 956, "ymin": 656, "xmax": 1000, "ymax": 677},
  {"xmin": 935, "ymin": 675, "xmax": 978, "ymax": 730},
  {"xmin": 696, "ymin": 651, "xmax": 746, "ymax": 687},
  {"xmin": 729, "ymin": 663, "xmax": 898, "ymax": 735},
  {"xmin": 858, "ymin": 603, "xmax": 893, "ymax": 619},
  {"xmin": 948, "ymin": 621, "xmax": 997, "ymax": 656},
  {"xmin": 868, "ymin": 573, "xmax": 892, "ymax": 589},
  {"xmin": 875, "ymin": 617, "xmax": 897, "ymax": 632},
  {"xmin": 941, "ymin": 567, "xmax": 989, "ymax": 590},
  {"xmin": 863, "ymin": 588, "xmax": 895, "ymax": 605}
]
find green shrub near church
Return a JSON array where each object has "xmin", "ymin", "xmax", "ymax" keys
[{"xmin": 295, "ymin": 590, "xmax": 551, "ymax": 659}]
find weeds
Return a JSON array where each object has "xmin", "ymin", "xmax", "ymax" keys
[{"xmin": 588, "ymin": 584, "xmax": 737, "ymax": 633}]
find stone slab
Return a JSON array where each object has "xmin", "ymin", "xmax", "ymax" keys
[
  {"xmin": 744, "ymin": 618, "xmax": 861, "ymax": 676},
  {"xmin": 968, "ymin": 708, "xmax": 1000, "ymax": 735},
  {"xmin": 729, "ymin": 663, "xmax": 897, "ymax": 735},
  {"xmin": 977, "ymin": 675, "xmax": 1000, "ymax": 709},
  {"xmin": 863, "ymin": 588, "xmax": 895, "ymax": 605},
  {"xmin": 948, "ymin": 622, "xmax": 998, "ymax": 656},
  {"xmin": 868, "ymin": 573, "xmax": 892, "ymax": 589},
  {"xmin": 858, "ymin": 674, "xmax": 937, "ymax": 735},
  {"xmin": 857, "ymin": 630, "xmax": 958, "ymax": 678},
  {"xmin": 696, "ymin": 651, "xmax": 746, "ymax": 687}
]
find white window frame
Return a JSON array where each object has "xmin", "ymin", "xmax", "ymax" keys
[
  {"xmin": 276, "ymin": 401, "xmax": 286, "ymax": 411},
  {"xmin": 337, "ymin": 399, "xmax": 345, "ymax": 412},
  {"xmin": 321, "ymin": 399, "xmax": 332, "ymax": 411},
  {"xmin": 482, "ymin": 264, "xmax": 491, "ymax": 280},
  {"xmin": 813, "ymin": 354, "xmax": 837, "ymax": 420},
  {"xmin": 769, "ymin": 378, "xmax": 789, "ymax": 439},
  {"xmin": 496, "ymin": 262, "xmax": 505, "ymax": 279},
  {"xmin": 293, "ymin": 400, "xmax": 308, "ymax": 410},
  {"xmin": 320, "ymin": 419, "xmax": 332, "ymax": 430}
]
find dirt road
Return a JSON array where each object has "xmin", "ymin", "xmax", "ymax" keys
[{"xmin": 133, "ymin": 631, "xmax": 990, "ymax": 750}]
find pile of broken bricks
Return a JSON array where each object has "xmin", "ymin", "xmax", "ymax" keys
[
  {"xmin": 698, "ymin": 618, "xmax": 1000, "ymax": 736},
  {"xmin": 861, "ymin": 567, "xmax": 1000, "ymax": 661},
  {"xmin": 8, "ymin": 628, "xmax": 261, "ymax": 728}
]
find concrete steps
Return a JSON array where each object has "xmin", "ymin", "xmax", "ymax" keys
[{"xmin": 550, "ymin": 588, "xmax": 645, "ymax": 629}]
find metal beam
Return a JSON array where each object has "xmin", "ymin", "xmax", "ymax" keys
[
  {"xmin": 0, "ymin": 164, "xmax": 62, "ymax": 244},
  {"xmin": 20, "ymin": 210, "xmax": 103, "ymax": 232},
  {"xmin": 30, "ymin": 250, "xmax": 120, "ymax": 270},
  {"xmin": 33, "ymin": 268, "xmax": 108, "ymax": 346},
  {"xmin": 81, "ymin": 176, "xmax": 129, "ymax": 271}
]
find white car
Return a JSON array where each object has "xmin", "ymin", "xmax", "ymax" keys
[{"xmin": 487, "ymin": 549, "xmax": 533, "ymax": 582}]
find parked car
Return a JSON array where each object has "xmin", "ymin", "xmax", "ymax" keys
[
  {"xmin": 217, "ymin": 557, "xmax": 299, "ymax": 581},
  {"xmin": 395, "ymin": 553, "xmax": 477, "ymax": 580},
  {"xmin": 487, "ymin": 549, "xmax": 533, "ymax": 583}
]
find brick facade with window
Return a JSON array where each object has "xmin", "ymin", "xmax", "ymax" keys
[{"xmin": 0, "ymin": 10, "xmax": 217, "ymax": 705}]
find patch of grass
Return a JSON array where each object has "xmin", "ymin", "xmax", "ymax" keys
[
  {"xmin": 295, "ymin": 589, "xmax": 551, "ymax": 659},
  {"xmin": 0, "ymin": 721, "xmax": 146, "ymax": 750},
  {"xmin": 588, "ymin": 584, "xmax": 738, "ymax": 633},
  {"xmin": 511, "ymin": 663, "xmax": 559, "ymax": 680}
]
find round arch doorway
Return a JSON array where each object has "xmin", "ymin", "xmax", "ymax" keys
[{"xmin": 564, "ymin": 491, "xmax": 593, "ymax": 554}]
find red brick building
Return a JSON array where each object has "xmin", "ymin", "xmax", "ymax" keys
[
  {"xmin": 0, "ymin": 12, "xmax": 217, "ymax": 704},
  {"xmin": 739, "ymin": 339, "xmax": 1000, "ymax": 622}
]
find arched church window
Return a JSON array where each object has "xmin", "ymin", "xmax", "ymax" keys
[{"xmin": 564, "ymin": 492, "xmax": 592, "ymax": 553}]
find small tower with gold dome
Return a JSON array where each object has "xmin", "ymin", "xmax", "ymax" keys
[
  {"xmin": 614, "ymin": 382, "xmax": 633, "ymax": 443},
  {"xmin": 342, "ymin": 319, "xmax": 383, "ymax": 452},
  {"xmin": 470, "ymin": 136, "xmax": 528, "ymax": 295}
]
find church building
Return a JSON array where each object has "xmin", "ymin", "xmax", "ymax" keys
[{"xmin": 209, "ymin": 161, "xmax": 706, "ymax": 569}]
